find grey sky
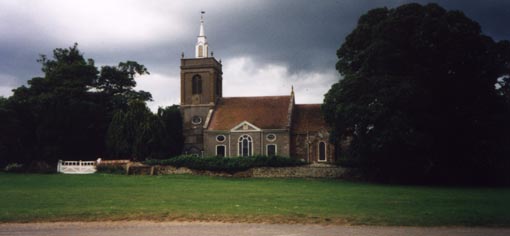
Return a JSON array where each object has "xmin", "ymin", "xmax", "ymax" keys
[{"xmin": 1, "ymin": 0, "xmax": 509, "ymax": 110}]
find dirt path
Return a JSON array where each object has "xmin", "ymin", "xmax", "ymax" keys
[{"xmin": 1, "ymin": 221, "xmax": 509, "ymax": 236}]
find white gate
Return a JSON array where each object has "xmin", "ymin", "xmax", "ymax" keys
[{"xmin": 57, "ymin": 160, "xmax": 97, "ymax": 174}]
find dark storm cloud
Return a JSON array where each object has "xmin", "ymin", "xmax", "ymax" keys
[
  {"xmin": 205, "ymin": 0, "xmax": 510, "ymax": 74},
  {"xmin": 206, "ymin": 0, "xmax": 372, "ymax": 73},
  {"xmin": 435, "ymin": 0, "xmax": 510, "ymax": 40},
  {"xmin": 1, "ymin": 0, "xmax": 509, "ymax": 96},
  {"xmin": 0, "ymin": 12, "xmax": 57, "ymax": 84}
]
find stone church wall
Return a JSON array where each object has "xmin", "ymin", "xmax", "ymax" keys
[
  {"xmin": 265, "ymin": 130, "xmax": 290, "ymax": 157},
  {"xmin": 291, "ymin": 132, "xmax": 335, "ymax": 163},
  {"xmin": 203, "ymin": 130, "xmax": 290, "ymax": 157}
]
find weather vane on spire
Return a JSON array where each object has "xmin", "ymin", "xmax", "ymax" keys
[{"xmin": 201, "ymin": 11, "xmax": 205, "ymax": 20}]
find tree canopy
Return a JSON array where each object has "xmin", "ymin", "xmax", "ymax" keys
[
  {"xmin": 0, "ymin": 44, "xmax": 182, "ymax": 169},
  {"xmin": 323, "ymin": 3, "xmax": 510, "ymax": 184}
]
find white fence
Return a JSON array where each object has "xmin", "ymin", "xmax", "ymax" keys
[{"xmin": 57, "ymin": 160, "xmax": 98, "ymax": 174}]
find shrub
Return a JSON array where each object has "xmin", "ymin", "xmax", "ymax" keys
[
  {"xmin": 144, "ymin": 155, "xmax": 304, "ymax": 173},
  {"xmin": 96, "ymin": 164, "xmax": 126, "ymax": 174},
  {"xmin": 4, "ymin": 163, "xmax": 24, "ymax": 173}
]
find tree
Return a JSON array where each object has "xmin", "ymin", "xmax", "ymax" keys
[
  {"xmin": 495, "ymin": 40, "xmax": 510, "ymax": 104},
  {"xmin": 106, "ymin": 103, "xmax": 184, "ymax": 160},
  {"xmin": 2, "ymin": 43, "xmax": 183, "ymax": 168},
  {"xmin": 94, "ymin": 61, "xmax": 152, "ymax": 111},
  {"xmin": 323, "ymin": 3, "xmax": 510, "ymax": 184},
  {"xmin": 0, "ymin": 97, "xmax": 27, "ymax": 166},
  {"xmin": 106, "ymin": 101, "xmax": 151, "ymax": 159},
  {"xmin": 8, "ymin": 44, "xmax": 101, "ymax": 163},
  {"xmin": 157, "ymin": 105, "xmax": 184, "ymax": 157},
  {"xmin": 4, "ymin": 44, "xmax": 156, "ymax": 165}
]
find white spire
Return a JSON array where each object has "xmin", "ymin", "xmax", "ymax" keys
[
  {"xmin": 195, "ymin": 11, "xmax": 208, "ymax": 58},
  {"xmin": 199, "ymin": 13, "xmax": 205, "ymax": 37}
]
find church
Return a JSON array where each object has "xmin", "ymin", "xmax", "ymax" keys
[{"xmin": 180, "ymin": 14, "xmax": 335, "ymax": 163}]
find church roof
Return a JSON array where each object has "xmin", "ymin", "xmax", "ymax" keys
[
  {"xmin": 292, "ymin": 104, "xmax": 329, "ymax": 133},
  {"xmin": 208, "ymin": 96, "xmax": 292, "ymax": 130}
]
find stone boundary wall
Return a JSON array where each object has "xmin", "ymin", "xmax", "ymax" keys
[
  {"xmin": 128, "ymin": 164, "xmax": 353, "ymax": 179},
  {"xmin": 249, "ymin": 166, "xmax": 346, "ymax": 178}
]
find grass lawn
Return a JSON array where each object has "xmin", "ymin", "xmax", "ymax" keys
[{"xmin": 0, "ymin": 173, "xmax": 509, "ymax": 226}]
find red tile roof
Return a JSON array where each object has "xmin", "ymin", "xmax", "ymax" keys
[
  {"xmin": 292, "ymin": 104, "xmax": 329, "ymax": 133},
  {"xmin": 208, "ymin": 96, "xmax": 292, "ymax": 130}
]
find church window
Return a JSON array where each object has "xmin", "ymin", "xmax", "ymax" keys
[
  {"xmin": 191, "ymin": 116, "xmax": 202, "ymax": 125},
  {"xmin": 216, "ymin": 135, "xmax": 226, "ymax": 142},
  {"xmin": 319, "ymin": 142, "xmax": 327, "ymax": 162},
  {"xmin": 267, "ymin": 144, "xmax": 277, "ymax": 156},
  {"xmin": 192, "ymin": 75, "xmax": 202, "ymax": 94},
  {"xmin": 238, "ymin": 135, "xmax": 252, "ymax": 157},
  {"xmin": 216, "ymin": 145, "xmax": 226, "ymax": 157},
  {"xmin": 266, "ymin": 134, "xmax": 276, "ymax": 142}
]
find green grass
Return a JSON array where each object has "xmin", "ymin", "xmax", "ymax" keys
[{"xmin": 0, "ymin": 173, "xmax": 509, "ymax": 226}]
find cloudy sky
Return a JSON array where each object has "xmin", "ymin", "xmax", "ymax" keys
[{"xmin": 1, "ymin": 0, "xmax": 509, "ymax": 110}]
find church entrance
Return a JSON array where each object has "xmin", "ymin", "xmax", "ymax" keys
[{"xmin": 185, "ymin": 146, "xmax": 201, "ymax": 157}]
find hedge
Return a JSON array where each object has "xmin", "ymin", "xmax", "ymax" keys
[{"xmin": 96, "ymin": 164, "xmax": 126, "ymax": 174}]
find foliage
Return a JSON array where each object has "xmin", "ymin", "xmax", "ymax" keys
[
  {"xmin": 94, "ymin": 60, "xmax": 152, "ymax": 111},
  {"xmin": 105, "ymin": 103, "xmax": 183, "ymax": 160},
  {"xmin": 1, "ymin": 173, "xmax": 509, "ymax": 226},
  {"xmin": 0, "ymin": 44, "xmax": 183, "ymax": 166},
  {"xmin": 323, "ymin": 3, "xmax": 510, "ymax": 184},
  {"xmin": 0, "ymin": 98, "xmax": 28, "ymax": 166},
  {"xmin": 3, "ymin": 163, "xmax": 24, "ymax": 173},
  {"xmin": 156, "ymin": 105, "xmax": 184, "ymax": 158},
  {"xmin": 106, "ymin": 101, "xmax": 152, "ymax": 159},
  {"xmin": 96, "ymin": 164, "xmax": 126, "ymax": 174},
  {"xmin": 4, "ymin": 44, "xmax": 101, "ymax": 163},
  {"xmin": 144, "ymin": 155, "xmax": 304, "ymax": 173}
]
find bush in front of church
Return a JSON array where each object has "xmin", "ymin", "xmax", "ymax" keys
[
  {"xmin": 144, "ymin": 155, "xmax": 305, "ymax": 173},
  {"xmin": 96, "ymin": 164, "xmax": 127, "ymax": 174}
]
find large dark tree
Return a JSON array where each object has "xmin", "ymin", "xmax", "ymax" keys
[
  {"xmin": 94, "ymin": 60, "xmax": 152, "ymax": 111},
  {"xmin": 106, "ymin": 103, "xmax": 183, "ymax": 160},
  {"xmin": 8, "ymin": 44, "xmax": 101, "ymax": 163},
  {"xmin": 0, "ymin": 97, "xmax": 27, "ymax": 166},
  {"xmin": 323, "ymin": 3, "xmax": 510, "ymax": 184},
  {"xmin": 157, "ymin": 105, "xmax": 184, "ymax": 157},
  {"xmin": 1, "ymin": 44, "xmax": 163, "ymax": 167}
]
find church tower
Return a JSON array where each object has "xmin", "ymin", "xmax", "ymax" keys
[{"xmin": 180, "ymin": 11, "xmax": 223, "ymax": 155}]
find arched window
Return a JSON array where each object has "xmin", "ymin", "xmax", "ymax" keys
[
  {"xmin": 238, "ymin": 135, "xmax": 253, "ymax": 157},
  {"xmin": 319, "ymin": 142, "xmax": 327, "ymax": 162},
  {"xmin": 192, "ymin": 75, "xmax": 202, "ymax": 94}
]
